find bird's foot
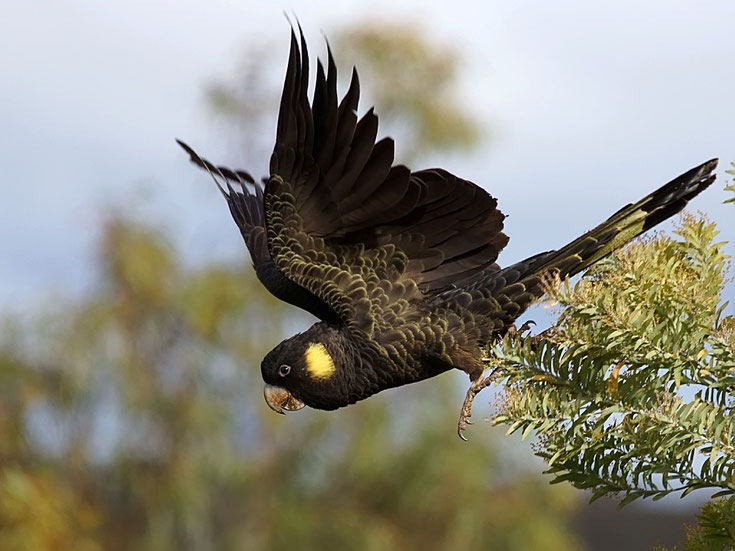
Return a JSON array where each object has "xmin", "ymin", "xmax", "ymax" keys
[{"xmin": 457, "ymin": 374, "xmax": 496, "ymax": 441}]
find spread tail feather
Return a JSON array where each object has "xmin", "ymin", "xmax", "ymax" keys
[
  {"xmin": 532, "ymin": 158, "xmax": 718, "ymax": 279},
  {"xmin": 470, "ymin": 159, "xmax": 718, "ymax": 331}
]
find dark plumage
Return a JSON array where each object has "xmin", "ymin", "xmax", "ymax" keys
[{"xmin": 179, "ymin": 29, "xmax": 717, "ymax": 438}]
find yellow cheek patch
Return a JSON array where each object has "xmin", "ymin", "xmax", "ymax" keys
[{"xmin": 304, "ymin": 343, "xmax": 336, "ymax": 380}]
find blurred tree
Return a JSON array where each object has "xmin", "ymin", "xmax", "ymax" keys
[
  {"xmin": 206, "ymin": 21, "xmax": 484, "ymax": 167},
  {"xmin": 334, "ymin": 21, "xmax": 484, "ymax": 164},
  {"xmin": 0, "ymin": 214, "xmax": 580, "ymax": 550},
  {"xmin": 206, "ymin": 41, "xmax": 280, "ymax": 172},
  {"xmin": 0, "ymin": 20, "xmax": 581, "ymax": 551}
]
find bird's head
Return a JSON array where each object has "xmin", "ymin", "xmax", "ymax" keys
[{"xmin": 261, "ymin": 323, "xmax": 355, "ymax": 414}]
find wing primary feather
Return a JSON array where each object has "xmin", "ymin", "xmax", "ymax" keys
[{"xmin": 177, "ymin": 139, "xmax": 229, "ymax": 200}]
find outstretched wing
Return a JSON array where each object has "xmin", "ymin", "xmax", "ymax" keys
[
  {"xmin": 182, "ymin": 29, "xmax": 509, "ymax": 334},
  {"xmin": 261, "ymin": 29, "xmax": 508, "ymax": 335},
  {"xmin": 177, "ymin": 140, "xmax": 343, "ymax": 324}
]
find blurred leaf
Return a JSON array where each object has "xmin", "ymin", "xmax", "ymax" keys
[
  {"xmin": 0, "ymin": 468, "xmax": 101, "ymax": 551},
  {"xmin": 724, "ymin": 162, "xmax": 735, "ymax": 204}
]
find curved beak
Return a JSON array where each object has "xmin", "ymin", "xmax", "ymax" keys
[{"xmin": 263, "ymin": 384, "xmax": 305, "ymax": 414}]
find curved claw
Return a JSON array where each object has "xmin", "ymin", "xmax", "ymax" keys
[
  {"xmin": 508, "ymin": 319, "xmax": 536, "ymax": 338},
  {"xmin": 457, "ymin": 399, "xmax": 475, "ymax": 441},
  {"xmin": 518, "ymin": 319, "xmax": 536, "ymax": 335},
  {"xmin": 457, "ymin": 415, "xmax": 472, "ymax": 442},
  {"xmin": 457, "ymin": 372, "xmax": 498, "ymax": 441}
]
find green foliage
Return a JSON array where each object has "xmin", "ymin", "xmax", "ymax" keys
[
  {"xmin": 654, "ymin": 497, "xmax": 735, "ymax": 551},
  {"xmin": 725, "ymin": 162, "xmax": 735, "ymax": 204},
  {"xmin": 489, "ymin": 209, "xmax": 734, "ymax": 504}
]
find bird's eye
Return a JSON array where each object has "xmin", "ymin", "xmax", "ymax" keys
[{"xmin": 278, "ymin": 364, "xmax": 291, "ymax": 377}]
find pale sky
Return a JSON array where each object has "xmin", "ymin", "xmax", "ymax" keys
[{"xmin": 2, "ymin": 0, "xmax": 734, "ymax": 312}]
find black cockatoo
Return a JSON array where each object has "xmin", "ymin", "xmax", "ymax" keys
[{"xmin": 179, "ymin": 30, "xmax": 717, "ymax": 438}]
